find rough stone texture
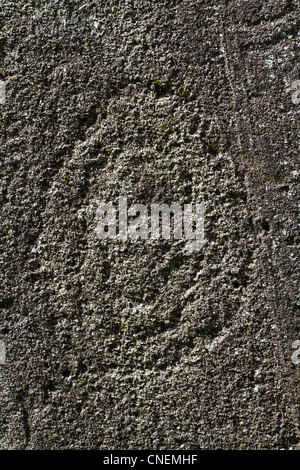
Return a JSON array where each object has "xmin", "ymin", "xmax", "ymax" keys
[{"xmin": 0, "ymin": 0, "xmax": 299, "ymax": 450}]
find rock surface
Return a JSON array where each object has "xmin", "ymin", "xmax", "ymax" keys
[{"xmin": 0, "ymin": 0, "xmax": 299, "ymax": 449}]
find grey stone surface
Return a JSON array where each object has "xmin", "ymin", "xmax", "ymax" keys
[{"xmin": 0, "ymin": 0, "xmax": 299, "ymax": 449}]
